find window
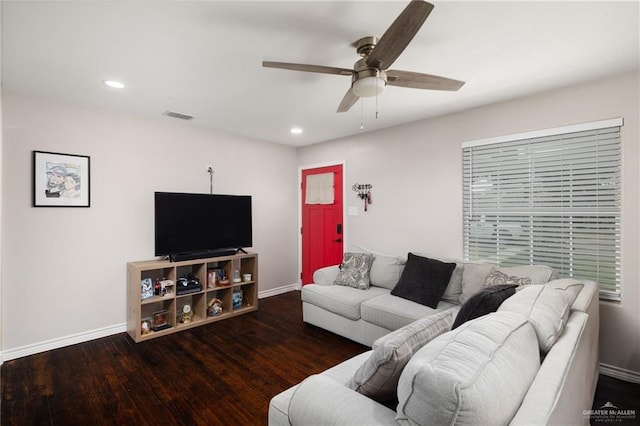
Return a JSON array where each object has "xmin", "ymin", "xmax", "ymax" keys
[{"xmin": 462, "ymin": 118, "xmax": 622, "ymax": 300}]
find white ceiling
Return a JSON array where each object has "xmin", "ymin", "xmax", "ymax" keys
[{"xmin": 2, "ymin": 1, "xmax": 638, "ymax": 147}]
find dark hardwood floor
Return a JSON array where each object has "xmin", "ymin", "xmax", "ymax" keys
[{"xmin": 2, "ymin": 291, "xmax": 638, "ymax": 425}]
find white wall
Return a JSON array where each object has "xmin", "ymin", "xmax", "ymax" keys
[
  {"xmin": 3, "ymin": 72, "xmax": 639, "ymax": 377},
  {"xmin": 1, "ymin": 92, "xmax": 299, "ymax": 358},
  {"xmin": 298, "ymin": 71, "xmax": 640, "ymax": 378},
  {"xmin": 0, "ymin": 1, "xmax": 4, "ymax": 363}
]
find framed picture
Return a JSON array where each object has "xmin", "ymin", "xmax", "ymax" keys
[{"xmin": 33, "ymin": 150, "xmax": 90, "ymax": 207}]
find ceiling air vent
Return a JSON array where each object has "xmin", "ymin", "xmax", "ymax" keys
[{"xmin": 163, "ymin": 110, "xmax": 194, "ymax": 120}]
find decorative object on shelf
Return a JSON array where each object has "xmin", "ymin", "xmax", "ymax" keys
[
  {"xmin": 152, "ymin": 310, "xmax": 171, "ymax": 331},
  {"xmin": 218, "ymin": 269, "xmax": 230, "ymax": 286},
  {"xmin": 141, "ymin": 318, "xmax": 152, "ymax": 335},
  {"xmin": 180, "ymin": 304, "xmax": 193, "ymax": 323},
  {"xmin": 208, "ymin": 268, "xmax": 224, "ymax": 287},
  {"xmin": 353, "ymin": 183, "xmax": 373, "ymax": 211},
  {"xmin": 176, "ymin": 274, "xmax": 202, "ymax": 295},
  {"xmin": 232, "ymin": 269, "xmax": 242, "ymax": 283},
  {"xmin": 141, "ymin": 278, "xmax": 153, "ymax": 300},
  {"xmin": 32, "ymin": 150, "xmax": 90, "ymax": 207},
  {"xmin": 160, "ymin": 279, "xmax": 174, "ymax": 297},
  {"xmin": 207, "ymin": 270, "xmax": 216, "ymax": 288},
  {"xmin": 243, "ymin": 273, "xmax": 252, "ymax": 282},
  {"xmin": 233, "ymin": 290, "xmax": 244, "ymax": 310},
  {"xmin": 208, "ymin": 298, "xmax": 223, "ymax": 316}
]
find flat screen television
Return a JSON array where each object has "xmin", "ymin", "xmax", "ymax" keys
[{"xmin": 154, "ymin": 192, "xmax": 252, "ymax": 260}]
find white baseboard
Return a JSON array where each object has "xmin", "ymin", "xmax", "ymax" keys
[
  {"xmin": 1, "ymin": 285, "xmax": 300, "ymax": 363},
  {"xmin": 1, "ymin": 323, "xmax": 127, "ymax": 363},
  {"xmin": 258, "ymin": 283, "xmax": 300, "ymax": 299},
  {"xmin": 600, "ymin": 362, "xmax": 640, "ymax": 383}
]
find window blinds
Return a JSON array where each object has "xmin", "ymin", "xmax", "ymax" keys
[{"xmin": 462, "ymin": 119, "xmax": 622, "ymax": 300}]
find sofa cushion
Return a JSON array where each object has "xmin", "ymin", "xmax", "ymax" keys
[
  {"xmin": 361, "ymin": 294, "xmax": 458, "ymax": 331},
  {"xmin": 498, "ymin": 284, "xmax": 574, "ymax": 354},
  {"xmin": 459, "ymin": 263, "xmax": 555, "ymax": 304},
  {"xmin": 545, "ymin": 278, "xmax": 584, "ymax": 306},
  {"xmin": 451, "ymin": 284, "xmax": 517, "ymax": 329},
  {"xmin": 301, "ymin": 283, "xmax": 389, "ymax": 320},
  {"xmin": 441, "ymin": 261, "xmax": 464, "ymax": 303},
  {"xmin": 396, "ymin": 312, "xmax": 540, "ymax": 426},
  {"xmin": 352, "ymin": 245, "xmax": 406, "ymax": 290},
  {"xmin": 334, "ymin": 252, "xmax": 374, "ymax": 290},
  {"xmin": 346, "ymin": 309, "xmax": 456, "ymax": 402},
  {"xmin": 391, "ymin": 253, "xmax": 456, "ymax": 309}
]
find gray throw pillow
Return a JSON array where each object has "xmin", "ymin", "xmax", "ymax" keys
[
  {"xmin": 485, "ymin": 267, "xmax": 532, "ymax": 287},
  {"xmin": 346, "ymin": 309, "xmax": 456, "ymax": 402},
  {"xmin": 333, "ymin": 252, "xmax": 374, "ymax": 290}
]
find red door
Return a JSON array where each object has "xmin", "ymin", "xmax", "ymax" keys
[{"xmin": 301, "ymin": 165, "xmax": 344, "ymax": 284}]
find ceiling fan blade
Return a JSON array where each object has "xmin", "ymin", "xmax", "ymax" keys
[
  {"xmin": 366, "ymin": 0, "xmax": 434, "ymax": 70},
  {"xmin": 262, "ymin": 61, "xmax": 353, "ymax": 76},
  {"xmin": 337, "ymin": 88, "xmax": 359, "ymax": 113},
  {"xmin": 387, "ymin": 70, "xmax": 465, "ymax": 91}
]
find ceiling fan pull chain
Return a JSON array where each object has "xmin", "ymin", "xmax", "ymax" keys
[{"xmin": 360, "ymin": 98, "xmax": 364, "ymax": 131}]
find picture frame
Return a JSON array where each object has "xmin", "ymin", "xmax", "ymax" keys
[{"xmin": 33, "ymin": 150, "xmax": 90, "ymax": 207}]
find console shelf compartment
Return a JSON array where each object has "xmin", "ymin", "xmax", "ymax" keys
[{"xmin": 127, "ymin": 252, "xmax": 258, "ymax": 342}]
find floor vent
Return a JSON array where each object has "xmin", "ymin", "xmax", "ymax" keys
[{"xmin": 163, "ymin": 110, "xmax": 194, "ymax": 120}]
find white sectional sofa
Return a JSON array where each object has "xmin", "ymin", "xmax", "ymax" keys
[
  {"xmin": 301, "ymin": 252, "xmax": 557, "ymax": 346},
  {"xmin": 269, "ymin": 251, "xmax": 600, "ymax": 425}
]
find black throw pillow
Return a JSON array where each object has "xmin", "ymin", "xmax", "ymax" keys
[
  {"xmin": 390, "ymin": 253, "xmax": 456, "ymax": 309},
  {"xmin": 451, "ymin": 284, "xmax": 518, "ymax": 329}
]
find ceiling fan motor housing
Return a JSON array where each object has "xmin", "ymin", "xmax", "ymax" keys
[{"xmin": 355, "ymin": 36, "xmax": 379, "ymax": 57}]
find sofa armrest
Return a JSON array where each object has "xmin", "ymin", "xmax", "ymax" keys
[
  {"xmin": 510, "ymin": 311, "xmax": 596, "ymax": 426},
  {"xmin": 289, "ymin": 375, "xmax": 397, "ymax": 425},
  {"xmin": 312, "ymin": 265, "xmax": 340, "ymax": 286}
]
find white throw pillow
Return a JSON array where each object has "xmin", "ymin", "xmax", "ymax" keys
[
  {"xmin": 396, "ymin": 312, "xmax": 540, "ymax": 426},
  {"xmin": 498, "ymin": 284, "xmax": 573, "ymax": 353},
  {"xmin": 351, "ymin": 245, "xmax": 405, "ymax": 289},
  {"xmin": 346, "ymin": 309, "xmax": 456, "ymax": 402},
  {"xmin": 545, "ymin": 278, "xmax": 584, "ymax": 307}
]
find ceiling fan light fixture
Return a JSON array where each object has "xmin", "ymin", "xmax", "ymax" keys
[{"xmin": 352, "ymin": 76, "xmax": 385, "ymax": 98}]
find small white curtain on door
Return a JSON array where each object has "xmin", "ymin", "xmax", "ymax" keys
[{"xmin": 305, "ymin": 172, "xmax": 334, "ymax": 204}]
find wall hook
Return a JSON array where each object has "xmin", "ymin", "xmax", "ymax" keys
[{"xmin": 352, "ymin": 183, "xmax": 373, "ymax": 211}]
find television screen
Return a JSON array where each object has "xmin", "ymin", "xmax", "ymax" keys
[{"xmin": 154, "ymin": 192, "xmax": 252, "ymax": 257}]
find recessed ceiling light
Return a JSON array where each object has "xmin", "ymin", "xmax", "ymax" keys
[
  {"xmin": 290, "ymin": 127, "xmax": 303, "ymax": 135},
  {"xmin": 103, "ymin": 80, "xmax": 125, "ymax": 89}
]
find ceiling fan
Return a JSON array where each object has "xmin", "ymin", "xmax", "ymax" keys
[{"xmin": 262, "ymin": 0, "xmax": 465, "ymax": 113}]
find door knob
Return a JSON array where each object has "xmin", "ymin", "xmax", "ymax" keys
[{"xmin": 333, "ymin": 238, "xmax": 343, "ymax": 243}]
